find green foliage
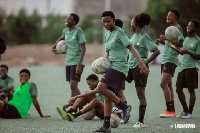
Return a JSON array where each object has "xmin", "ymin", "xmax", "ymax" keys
[{"xmin": 145, "ymin": 0, "xmax": 200, "ymax": 39}]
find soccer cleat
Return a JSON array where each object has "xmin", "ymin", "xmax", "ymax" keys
[
  {"xmin": 57, "ymin": 107, "xmax": 70, "ymax": 120},
  {"xmin": 171, "ymin": 111, "xmax": 177, "ymax": 117},
  {"xmin": 92, "ymin": 126, "xmax": 111, "ymax": 133},
  {"xmin": 112, "ymin": 107, "xmax": 123, "ymax": 114},
  {"xmin": 159, "ymin": 111, "xmax": 174, "ymax": 118},
  {"xmin": 181, "ymin": 113, "xmax": 192, "ymax": 119},
  {"xmin": 122, "ymin": 105, "xmax": 132, "ymax": 123},
  {"xmin": 133, "ymin": 121, "xmax": 145, "ymax": 128},
  {"xmin": 66, "ymin": 113, "xmax": 75, "ymax": 121},
  {"xmin": 176, "ymin": 111, "xmax": 187, "ymax": 118}
]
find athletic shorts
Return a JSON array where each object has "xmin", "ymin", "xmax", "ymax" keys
[
  {"xmin": 161, "ymin": 63, "xmax": 177, "ymax": 77},
  {"xmin": 0, "ymin": 102, "xmax": 21, "ymax": 119},
  {"xmin": 95, "ymin": 110, "xmax": 104, "ymax": 119},
  {"xmin": 126, "ymin": 68, "xmax": 148, "ymax": 87},
  {"xmin": 100, "ymin": 68, "xmax": 126, "ymax": 95},
  {"xmin": 176, "ymin": 68, "xmax": 198, "ymax": 89},
  {"xmin": 65, "ymin": 65, "xmax": 84, "ymax": 82}
]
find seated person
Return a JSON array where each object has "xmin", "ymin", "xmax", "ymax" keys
[
  {"xmin": 0, "ymin": 65, "xmax": 14, "ymax": 102},
  {"xmin": 0, "ymin": 69, "xmax": 50, "ymax": 119},
  {"xmin": 57, "ymin": 74, "xmax": 104, "ymax": 120}
]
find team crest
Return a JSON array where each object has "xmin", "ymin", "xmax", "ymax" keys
[
  {"xmin": 137, "ymin": 40, "xmax": 141, "ymax": 45},
  {"xmin": 112, "ymin": 36, "xmax": 115, "ymax": 42}
]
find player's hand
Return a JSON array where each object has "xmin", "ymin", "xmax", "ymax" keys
[
  {"xmin": 63, "ymin": 104, "xmax": 69, "ymax": 110},
  {"xmin": 76, "ymin": 65, "xmax": 82, "ymax": 74},
  {"xmin": 167, "ymin": 43, "xmax": 176, "ymax": 49},
  {"xmin": 41, "ymin": 115, "xmax": 51, "ymax": 118},
  {"xmin": 159, "ymin": 35, "xmax": 168, "ymax": 41},
  {"xmin": 69, "ymin": 96, "xmax": 78, "ymax": 103},
  {"xmin": 180, "ymin": 48, "xmax": 189, "ymax": 55},
  {"xmin": 154, "ymin": 39, "xmax": 161, "ymax": 45},
  {"xmin": 52, "ymin": 48, "xmax": 59, "ymax": 55},
  {"xmin": 138, "ymin": 62, "xmax": 149, "ymax": 76},
  {"xmin": 143, "ymin": 61, "xmax": 148, "ymax": 66}
]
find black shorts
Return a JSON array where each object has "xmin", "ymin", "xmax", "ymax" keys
[
  {"xmin": 95, "ymin": 110, "xmax": 104, "ymax": 119},
  {"xmin": 126, "ymin": 68, "xmax": 148, "ymax": 87},
  {"xmin": 65, "ymin": 65, "xmax": 84, "ymax": 82},
  {"xmin": 100, "ymin": 68, "xmax": 126, "ymax": 95},
  {"xmin": 161, "ymin": 63, "xmax": 177, "ymax": 77},
  {"xmin": 0, "ymin": 102, "xmax": 21, "ymax": 119},
  {"xmin": 176, "ymin": 68, "xmax": 198, "ymax": 89}
]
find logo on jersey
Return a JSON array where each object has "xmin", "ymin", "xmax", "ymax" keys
[
  {"xmin": 190, "ymin": 42, "xmax": 195, "ymax": 47},
  {"xmin": 137, "ymin": 40, "xmax": 141, "ymax": 45},
  {"xmin": 112, "ymin": 36, "xmax": 115, "ymax": 42}
]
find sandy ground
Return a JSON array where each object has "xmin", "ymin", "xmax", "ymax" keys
[{"xmin": 1, "ymin": 44, "xmax": 104, "ymax": 67}]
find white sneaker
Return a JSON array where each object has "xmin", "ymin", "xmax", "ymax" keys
[
  {"xmin": 120, "ymin": 119, "xmax": 125, "ymax": 124},
  {"xmin": 176, "ymin": 111, "xmax": 187, "ymax": 118},
  {"xmin": 133, "ymin": 121, "xmax": 145, "ymax": 128},
  {"xmin": 181, "ymin": 113, "xmax": 192, "ymax": 119},
  {"xmin": 112, "ymin": 107, "xmax": 122, "ymax": 114}
]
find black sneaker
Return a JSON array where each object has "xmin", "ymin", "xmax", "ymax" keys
[
  {"xmin": 123, "ymin": 105, "xmax": 132, "ymax": 123},
  {"xmin": 92, "ymin": 126, "xmax": 111, "ymax": 133}
]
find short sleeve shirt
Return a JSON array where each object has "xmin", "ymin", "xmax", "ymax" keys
[
  {"xmin": 180, "ymin": 35, "xmax": 200, "ymax": 72},
  {"xmin": 161, "ymin": 24, "xmax": 184, "ymax": 65},
  {"xmin": 0, "ymin": 76, "xmax": 14, "ymax": 90},
  {"xmin": 61, "ymin": 27, "xmax": 86, "ymax": 66},
  {"xmin": 28, "ymin": 82, "xmax": 38, "ymax": 97},
  {"xmin": 105, "ymin": 26, "xmax": 131, "ymax": 76},
  {"xmin": 128, "ymin": 31, "xmax": 158, "ymax": 69}
]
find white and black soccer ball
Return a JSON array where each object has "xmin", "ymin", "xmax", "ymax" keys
[
  {"xmin": 165, "ymin": 26, "xmax": 179, "ymax": 41},
  {"xmin": 110, "ymin": 113, "xmax": 120, "ymax": 128},
  {"xmin": 91, "ymin": 57, "xmax": 111, "ymax": 74},
  {"xmin": 82, "ymin": 109, "xmax": 96, "ymax": 120},
  {"xmin": 56, "ymin": 40, "xmax": 67, "ymax": 54}
]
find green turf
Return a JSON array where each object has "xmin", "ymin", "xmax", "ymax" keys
[{"xmin": 0, "ymin": 65, "xmax": 200, "ymax": 133}]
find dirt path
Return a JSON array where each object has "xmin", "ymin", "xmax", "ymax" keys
[{"xmin": 1, "ymin": 44, "xmax": 104, "ymax": 66}]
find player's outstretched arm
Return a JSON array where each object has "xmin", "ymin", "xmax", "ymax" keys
[
  {"xmin": 32, "ymin": 97, "xmax": 51, "ymax": 118},
  {"xmin": 167, "ymin": 44, "xmax": 181, "ymax": 54},
  {"xmin": 69, "ymin": 90, "xmax": 99, "ymax": 103},
  {"xmin": 160, "ymin": 35, "xmax": 183, "ymax": 47},
  {"xmin": 0, "ymin": 86, "xmax": 14, "ymax": 93}
]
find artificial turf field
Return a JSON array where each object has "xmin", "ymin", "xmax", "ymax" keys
[{"xmin": 0, "ymin": 65, "xmax": 200, "ymax": 133}]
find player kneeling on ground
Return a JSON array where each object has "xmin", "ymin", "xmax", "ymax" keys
[
  {"xmin": 0, "ymin": 65, "xmax": 14, "ymax": 102},
  {"xmin": 168, "ymin": 20, "xmax": 200, "ymax": 119},
  {"xmin": 57, "ymin": 74, "xmax": 104, "ymax": 121},
  {"xmin": 0, "ymin": 69, "xmax": 50, "ymax": 119}
]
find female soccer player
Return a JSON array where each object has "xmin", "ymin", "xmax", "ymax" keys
[
  {"xmin": 93, "ymin": 11, "xmax": 149, "ymax": 133},
  {"xmin": 168, "ymin": 20, "xmax": 200, "ymax": 119},
  {"xmin": 52, "ymin": 13, "xmax": 86, "ymax": 98},
  {"xmin": 127, "ymin": 13, "xmax": 160, "ymax": 128},
  {"xmin": 156, "ymin": 10, "xmax": 184, "ymax": 118}
]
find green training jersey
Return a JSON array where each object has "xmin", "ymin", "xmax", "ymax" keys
[
  {"xmin": 161, "ymin": 24, "xmax": 184, "ymax": 65},
  {"xmin": 105, "ymin": 26, "xmax": 131, "ymax": 76},
  {"xmin": 8, "ymin": 82, "xmax": 38, "ymax": 118},
  {"xmin": 61, "ymin": 27, "xmax": 86, "ymax": 66},
  {"xmin": 128, "ymin": 31, "xmax": 158, "ymax": 69},
  {"xmin": 179, "ymin": 35, "xmax": 200, "ymax": 72},
  {"xmin": 0, "ymin": 75, "xmax": 14, "ymax": 90}
]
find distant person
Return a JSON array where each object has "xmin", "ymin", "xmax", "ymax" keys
[
  {"xmin": 0, "ymin": 36, "xmax": 6, "ymax": 64},
  {"xmin": 0, "ymin": 69, "xmax": 50, "ymax": 119},
  {"xmin": 0, "ymin": 65, "xmax": 14, "ymax": 102},
  {"xmin": 52, "ymin": 13, "xmax": 86, "ymax": 98},
  {"xmin": 127, "ymin": 13, "xmax": 160, "ymax": 128},
  {"xmin": 168, "ymin": 20, "xmax": 200, "ymax": 119},
  {"xmin": 57, "ymin": 74, "xmax": 105, "ymax": 121},
  {"xmin": 155, "ymin": 9, "xmax": 184, "ymax": 118}
]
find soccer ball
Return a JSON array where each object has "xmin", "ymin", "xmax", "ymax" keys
[
  {"xmin": 165, "ymin": 26, "xmax": 179, "ymax": 40},
  {"xmin": 56, "ymin": 40, "xmax": 67, "ymax": 54},
  {"xmin": 110, "ymin": 113, "xmax": 120, "ymax": 128},
  {"xmin": 91, "ymin": 57, "xmax": 111, "ymax": 74},
  {"xmin": 0, "ymin": 92, "xmax": 8, "ymax": 103},
  {"xmin": 82, "ymin": 109, "xmax": 96, "ymax": 120}
]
